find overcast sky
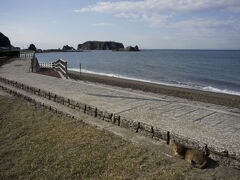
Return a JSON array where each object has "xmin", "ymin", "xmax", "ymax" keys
[{"xmin": 1, "ymin": 0, "xmax": 240, "ymax": 49}]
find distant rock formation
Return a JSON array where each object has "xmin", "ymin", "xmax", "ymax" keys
[
  {"xmin": 118, "ymin": 45, "xmax": 139, "ymax": 51},
  {"xmin": 134, "ymin": 45, "xmax": 139, "ymax": 51},
  {"xmin": 0, "ymin": 32, "xmax": 11, "ymax": 47},
  {"xmin": 0, "ymin": 32, "xmax": 20, "ymax": 57},
  {"xmin": 36, "ymin": 49, "xmax": 43, "ymax": 53},
  {"xmin": 77, "ymin": 41, "xmax": 124, "ymax": 50},
  {"xmin": 62, "ymin": 45, "xmax": 75, "ymax": 51},
  {"xmin": 41, "ymin": 49, "xmax": 63, "ymax": 53},
  {"xmin": 0, "ymin": 32, "xmax": 20, "ymax": 51},
  {"xmin": 28, "ymin": 44, "xmax": 37, "ymax": 52}
]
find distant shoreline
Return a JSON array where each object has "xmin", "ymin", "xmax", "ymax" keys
[
  {"xmin": 68, "ymin": 70, "xmax": 240, "ymax": 108},
  {"xmin": 37, "ymin": 50, "xmax": 83, "ymax": 53},
  {"xmin": 36, "ymin": 49, "xmax": 240, "ymax": 52}
]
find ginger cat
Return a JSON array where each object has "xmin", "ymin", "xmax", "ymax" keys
[{"xmin": 172, "ymin": 140, "xmax": 208, "ymax": 169}]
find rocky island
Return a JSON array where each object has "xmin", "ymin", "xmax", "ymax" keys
[
  {"xmin": 37, "ymin": 45, "xmax": 80, "ymax": 53},
  {"xmin": 28, "ymin": 44, "xmax": 37, "ymax": 51},
  {"xmin": 62, "ymin": 45, "xmax": 75, "ymax": 51},
  {"xmin": 117, "ymin": 45, "xmax": 139, "ymax": 51},
  {"xmin": 77, "ymin": 41, "xmax": 124, "ymax": 51},
  {"xmin": 77, "ymin": 41, "xmax": 140, "ymax": 51}
]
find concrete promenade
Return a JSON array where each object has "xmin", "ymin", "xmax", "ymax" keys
[{"xmin": 0, "ymin": 58, "xmax": 240, "ymax": 168}]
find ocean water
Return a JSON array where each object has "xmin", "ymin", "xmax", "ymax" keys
[{"xmin": 36, "ymin": 50, "xmax": 240, "ymax": 96}]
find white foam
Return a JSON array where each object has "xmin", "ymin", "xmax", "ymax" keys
[
  {"xmin": 202, "ymin": 86, "xmax": 240, "ymax": 96},
  {"xmin": 68, "ymin": 68, "xmax": 240, "ymax": 96},
  {"xmin": 69, "ymin": 68, "xmax": 189, "ymax": 87}
]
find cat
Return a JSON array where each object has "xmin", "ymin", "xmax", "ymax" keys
[{"xmin": 172, "ymin": 140, "xmax": 208, "ymax": 169}]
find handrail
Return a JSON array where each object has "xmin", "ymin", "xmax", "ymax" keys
[
  {"xmin": 30, "ymin": 56, "xmax": 68, "ymax": 78},
  {"xmin": 52, "ymin": 59, "xmax": 68, "ymax": 78}
]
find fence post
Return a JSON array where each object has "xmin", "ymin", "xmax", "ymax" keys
[
  {"xmin": 66, "ymin": 61, "xmax": 68, "ymax": 79},
  {"xmin": 79, "ymin": 63, "xmax": 81, "ymax": 76}
]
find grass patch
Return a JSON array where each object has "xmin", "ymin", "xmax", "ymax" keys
[{"xmin": 0, "ymin": 95, "xmax": 240, "ymax": 179}]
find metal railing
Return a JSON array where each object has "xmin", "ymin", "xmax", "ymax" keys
[
  {"xmin": 20, "ymin": 50, "xmax": 35, "ymax": 59},
  {"xmin": 52, "ymin": 59, "xmax": 68, "ymax": 78}
]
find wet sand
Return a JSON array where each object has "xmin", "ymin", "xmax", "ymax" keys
[{"xmin": 68, "ymin": 70, "xmax": 240, "ymax": 109}]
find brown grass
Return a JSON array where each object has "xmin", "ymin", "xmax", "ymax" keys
[{"xmin": 0, "ymin": 95, "xmax": 239, "ymax": 180}]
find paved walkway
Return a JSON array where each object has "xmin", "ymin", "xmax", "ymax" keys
[{"xmin": 1, "ymin": 58, "xmax": 240, "ymax": 166}]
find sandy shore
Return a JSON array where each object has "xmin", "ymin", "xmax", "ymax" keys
[
  {"xmin": 68, "ymin": 70, "xmax": 240, "ymax": 109},
  {"xmin": 36, "ymin": 69, "xmax": 61, "ymax": 78}
]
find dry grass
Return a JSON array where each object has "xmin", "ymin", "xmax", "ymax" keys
[{"xmin": 0, "ymin": 95, "xmax": 240, "ymax": 180}]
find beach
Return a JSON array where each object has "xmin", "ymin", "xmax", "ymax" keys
[
  {"xmin": 1, "ymin": 56, "xmax": 240, "ymax": 171},
  {"xmin": 1, "ymin": 0, "xmax": 240, "ymax": 178},
  {"xmin": 68, "ymin": 70, "xmax": 240, "ymax": 109},
  {"xmin": 36, "ymin": 49, "xmax": 240, "ymax": 97}
]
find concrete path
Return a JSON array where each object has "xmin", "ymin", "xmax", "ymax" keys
[{"xmin": 0, "ymin": 58, "xmax": 240, "ymax": 167}]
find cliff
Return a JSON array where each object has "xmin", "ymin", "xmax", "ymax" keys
[
  {"xmin": 77, "ymin": 41, "xmax": 124, "ymax": 50},
  {"xmin": 0, "ymin": 32, "xmax": 19, "ymax": 58},
  {"xmin": 0, "ymin": 32, "xmax": 11, "ymax": 47}
]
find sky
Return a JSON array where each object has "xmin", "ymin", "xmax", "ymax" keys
[{"xmin": 0, "ymin": 0, "xmax": 240, "ymax": 49}]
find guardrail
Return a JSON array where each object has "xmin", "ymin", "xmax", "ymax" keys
[
  {"xmin": 39, "ymin": 62, "xmax": 54, "ymax": 69},
  {"xmin": 20, "ymin": 50, "xmax": 35, "ymax": 59},
  {"xmin": 53, "ymin": 59, "xmax": 68, "ymax": 78},
  {"xmin": 38, "ymin": 59, "xmax": 68, "ymax": 78}
]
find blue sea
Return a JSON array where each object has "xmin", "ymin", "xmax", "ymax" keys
[{"xmin": 36, "ymin": 50, "xmax": 240, "ymax": 96}]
